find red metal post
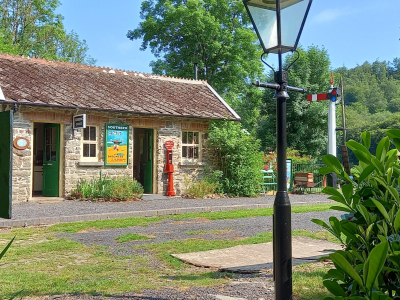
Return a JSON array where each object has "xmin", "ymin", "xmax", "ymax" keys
[{"xmin": 164, "ymin": 141, "xmax": 175, "ymax": 196}]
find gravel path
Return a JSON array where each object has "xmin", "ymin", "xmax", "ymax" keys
[{"xmin": 60, "ymin": 211, "xmax": 341, "ymax": 256}]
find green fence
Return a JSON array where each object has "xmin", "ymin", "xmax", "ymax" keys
[
  {"xmin": 292, "ymin": 162, "xmax": 325, "ymax": 193},
  {"xmin": 261, "ymin": 162, "xmax": 325, "ymax": 194}
]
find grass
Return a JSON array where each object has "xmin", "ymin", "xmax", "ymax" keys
[
  {"xmin": 0, "ymin": 203, "xmax": 340, "ymax": 299},
  {"xmin": 116, "ymin": 233, "xmax": 154, "ymax": 242},
  {"xmin": 293, "ymin": 262, "xmax": 332, "ymax": 299},
  {"xmin": 186, "ymin": 229, "xmax": 230, "ymax": 235},
  {"xmin": 46, "ymin": 203, "xmax": 336, "ymax": 233}
]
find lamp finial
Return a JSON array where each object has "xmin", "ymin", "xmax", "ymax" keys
[{"xmin": 330, "ymin": 71, "xmax": 334, "ymax": 85}]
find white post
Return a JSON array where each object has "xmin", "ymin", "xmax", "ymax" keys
[
  {"xmin": 327, "ymin": 79, "xmax": 337, "ymax": 189},
  {"xmin": 328, "ymin": 98, "xmax": 336, "ymax": 156}
]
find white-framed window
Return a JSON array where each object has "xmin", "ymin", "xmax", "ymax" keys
[
  {"xmin": 81, "ymin": 125, "xmax": 99, "ymax": 162},
  {"xmin": 182, "ymin": 131, "xmax": 200, "ymax": 162}
]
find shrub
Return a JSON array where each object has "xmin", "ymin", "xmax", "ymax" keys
[
  {"xmin": 182, "ymin": 170, "xmax": 223, "ymax": 199},
  {"xmin": 109, "ymin": 176, "xmax": 144, "ymax": 201},
  {"xmin": 313, "ymin": 130, "xmax": 400, "ymax": 300},
  {"xmin": 263, "ymin": 148, "xmax": 314, "ymax": 171},
  {"xmin": 71, "ymin": 173, "xmax": 143, "ymax": 201},
  {"xmin": 207, "ymin": 121, "xmax": 264, "ymax": 197}
]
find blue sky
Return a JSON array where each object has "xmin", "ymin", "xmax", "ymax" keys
[{"xmin": 57, "ymin": 0, "xmax": 400, "ymax": 74}]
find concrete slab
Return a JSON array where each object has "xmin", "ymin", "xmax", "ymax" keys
[
  {"xmin": 172, "ymin": 236, "xmax": 341, "ymax": 273},
  {"xmin": 142, "ymin": 194, "xmax": 177, "ymax": 201},
  {"xmin": 29, "ymin": 197, "xmax": 65, "ymax": 204}
]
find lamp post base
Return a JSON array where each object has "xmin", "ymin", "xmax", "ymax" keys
[{"xmin": 273, "ymin": 191, "xmax": 292, "ymax": 300}]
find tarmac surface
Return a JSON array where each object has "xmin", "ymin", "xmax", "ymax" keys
[{"xmin": 3, "ymin": 194, "xmax": 340, "ymax": 300}]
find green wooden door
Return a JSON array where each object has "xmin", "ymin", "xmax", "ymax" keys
[
  {"xmin": 43, "ymin": 124, "xmax": 60, "ymax": 196},
  {"xmin": 143, "ymin": 129, "xmax": 153, "ymax": 193},
  {"xmin": 0, "ymin": 110, "xmax": 13, "ymax": 219}
]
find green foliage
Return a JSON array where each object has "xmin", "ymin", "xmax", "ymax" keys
[
  {"xmin": 263, "ymin": 148, "xmax": 313, "ymax": 171},
  {"xmin": 0, "ymin": 0, "xmax": 96, "ymax": 64},
  {"xmin": 71, "ymin": 173, "xmax": 143, "ymax": 201},
  {"xmin": 313, "ymin": 130, "xmax": 400, "ymax": 299},
  {"xmin": 182, "ymin": 170, "xmax": 223, "ymax": 199},
  {"xmin": 336, "ymin": 59, "xmax": 400, "ymax": 163},
  {"xmin": 206, "ymin": 120, "xmax": 264, "ymax": 197},
  {"xmin": 258, "ymin": 46, "xmax": 330, "ymax": 157},
  {"xmin": 128, "ymin": 0, "xmax": 265, "ymax": 133}
]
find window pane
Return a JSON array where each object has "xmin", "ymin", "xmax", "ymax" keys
[
  {"xmin": 188, "ymin": 132, "xmax": 193, "ymax": 144},
  {"xmin": 83, "ymin": 127, "xmax": 89, "ymax": 140},
  {"xmin": 83, "ymin": 144, "xmax": 89, "ymax": 157},
  {"xmin": 51, "ymin": 144, "xmax": 57, "ymax": 161},
  {"xmin": 45, "ymin": 145, "xmax": 51, "ymax": 161},
  {"xmin": 188, "ymin": 146, "xmax": 194, "ymax": 158},
  {"xmin": 182, "ymin": 132, "xmax": 187, "ymax": 144},
  {"xmin": 52, "ymin": 128, "xmax": 57, "ymax": 145},
  {"xmin": 90, "ymin": 144, "xmax": 96, "ymax": 157},
  {"xmin": 194, "ymin": 147, "xmax": 199, "ymax": 159},
  {"xmin": 89, "ymin": 127, "xmax": 96, "ymax": 141},
  {"xmin": 193, "ymin": 132, "xmax": 199, "ymax": 144},
  {"xmin": 45, "ymin": 128, "xmax": 52, "ymax": 145},
  {"xmin": 182, "ymin": 146, "xmax": 187, "ymax": 158}
]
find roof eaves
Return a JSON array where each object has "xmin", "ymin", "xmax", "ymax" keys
[
  {"xmin": 2, "ymin": 101, "xmax": 237, "ymax": 121},
  {"xmin": 205, "ymin": 83, "xmax": 241, "ymax": 121}
]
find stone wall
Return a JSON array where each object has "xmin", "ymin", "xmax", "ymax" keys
[
  {"xmin": 12, "ymin": 110, "xmax": 32, "ymax": 202},
  {"xmin": 9, "ymin": 105, "xmax": 211, "ymax": 202}
]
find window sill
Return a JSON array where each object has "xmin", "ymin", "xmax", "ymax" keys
[
  {"xmin": 78, "ymin": 161, "xmax": 104, "ymax": 167},
  {"xmin": 180, "ymin": 162, "xmax": 206, "ymax": 168}
]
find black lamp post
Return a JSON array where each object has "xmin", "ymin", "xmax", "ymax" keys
[{"xmin": 243, "ymin": 1, "xmax": 313, "ymax": 299}]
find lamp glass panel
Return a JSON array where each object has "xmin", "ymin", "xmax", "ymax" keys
[
  {"xmin": 281, "ymin": 0, "xmax": 309, "ymax": 48},
  {"xmin": 248, "ymin": 4, "xmax": 278, "ymax": 50}
]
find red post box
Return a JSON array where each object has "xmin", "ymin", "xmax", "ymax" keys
[{"xmin": 164, "ymin": 141, "xmax": 175, "ymax": 196}]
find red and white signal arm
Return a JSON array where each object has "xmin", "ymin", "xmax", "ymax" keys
[{"xmin": 165, "ymin": 141, "xmax": 174, "ymax": 150}]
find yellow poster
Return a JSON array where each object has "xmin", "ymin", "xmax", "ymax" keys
[{"xmin": 105, "ymin": 124, "xmax": 129, "ymax": 166}]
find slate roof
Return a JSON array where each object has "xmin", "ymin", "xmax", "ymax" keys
[{"xmin": 0, "ymin": 53, "xmax": 240, "ymax": 120}]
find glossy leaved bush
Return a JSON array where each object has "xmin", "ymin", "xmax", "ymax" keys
[{"xmin": 313, "ymin": 130, "xmax": 400, "ymax": 299}]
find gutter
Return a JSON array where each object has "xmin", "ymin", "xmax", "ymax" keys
[{"xmin": 0, "ymin": 101, "xmax": 238, "ymax": 122}]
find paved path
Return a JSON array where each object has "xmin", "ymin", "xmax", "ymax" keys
[{"xmin": 2, "ymin": 194, "xmax": 332, "ymax": 228}]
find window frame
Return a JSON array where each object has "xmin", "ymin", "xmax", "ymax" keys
[
  {"xmin": 80, "ymin": 125, "xmax": 99, "ymax": 162},
  {"xmin": 181, "ymin": 131, "xmax": 201, "ymax": 164}
]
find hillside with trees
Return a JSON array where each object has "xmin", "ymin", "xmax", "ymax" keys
[{"xmin": 336, "ymin": 59, "xmax": 400, "ymax": 152}]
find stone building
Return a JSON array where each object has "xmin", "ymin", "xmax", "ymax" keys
[{"xmin": 0, "ymin": 54, "xmax": 240, "ymax": 203}]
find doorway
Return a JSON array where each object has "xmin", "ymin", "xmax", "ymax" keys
[
  {"xmin": 32, "ymin": 123, "xmax": 60, "ymax": 197},
  {"xmin": 133, "ymin": 128, "xmax": 153, "ymax": 193}
]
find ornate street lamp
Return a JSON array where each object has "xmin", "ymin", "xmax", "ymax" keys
[{"xmin": 243, "ymin": 1, "xmax": 313, "ymax": 300}]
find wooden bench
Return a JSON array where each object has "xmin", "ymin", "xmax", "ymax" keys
[{"xmin": 294, "ymin": 172, "xmax": 314, "ymax": 192}]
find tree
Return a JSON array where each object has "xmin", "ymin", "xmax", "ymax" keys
[
  {"xmin": 257, "ymin": 46, "xmax": 331, "ymax": 157},
  {"xmin": 0, "ymin": 0, "xmax": 95, "ymax": 64},
  {"xmin": 127, "ymin": 0, "xmax": 265, "ymax": 132}
]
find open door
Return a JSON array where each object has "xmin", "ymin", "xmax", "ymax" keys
[
  {"xmin": 43, "ymin": 124, "xmax": 60, "ymax": 196},
  {"xmin": 143, "ymin": 129, "xmax": 153, "ymax": 193},
  {"xmin": 0, "ymin": 110, "xmax": 12, "ymax": 219}
]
